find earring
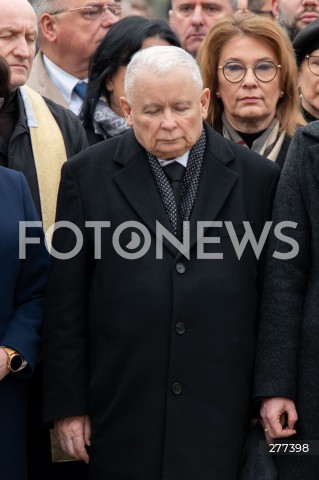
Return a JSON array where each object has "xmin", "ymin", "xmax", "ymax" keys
[
  {"xmin": 216, "ymin": 91, "xmax": 220, "ymax": 98},
  {"xmin": 279, "ymin": 91, "xmax": 284, "ymax": 98}
]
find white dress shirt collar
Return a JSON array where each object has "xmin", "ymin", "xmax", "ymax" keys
[
  {"xmin": 157, "ymin": 151, "xmax": 190, "ymax": 168},
  {"xmin": 42, "ymin": 55, "xmax": 87, "ymax": 115}
]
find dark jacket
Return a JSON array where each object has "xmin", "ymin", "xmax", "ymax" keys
[
  {"xmin": 0, "ymin": 167, "xmax": 48, "ymax": 480},
  {"xmin": 43, "ymin": 123, "xmax": 280, "ymax": 480},
  {"xmin": 254, "ymin": 122, "xmax": 319, "ymax": 479},
  {"xmin": 0, "ymin": 89, "xmax": 88, "ymax": 216}
]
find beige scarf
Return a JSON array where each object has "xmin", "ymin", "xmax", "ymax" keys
[
  {"xmin": 221, "ymin": 113, "xmax": 285, "ymax": 162},
  {"xmin": 20, "ymin": 85, "xmax": 67, "ymax": 232}
]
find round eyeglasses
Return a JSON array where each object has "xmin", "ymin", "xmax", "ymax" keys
[
  {"xmin": 305, "ymin": 55, "xmax": 319, "ymax": 76},
  {"xmin": 218, "ymin": 60, "xmax": 281, "ymax": 83},
  {"xmin": 50, "ymin": 3, "xmax": 122, "ymax": 20}
]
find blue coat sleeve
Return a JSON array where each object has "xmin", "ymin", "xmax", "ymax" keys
[{"xmin": 1, "ymin": 172, "xmax": 49, "ymax": 376}]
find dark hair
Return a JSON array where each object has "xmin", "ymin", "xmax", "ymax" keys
[
  {"xmin": 81, "ymin": 16, "xmax": 180, "ymax": 128},
  {"xmin": 0, "ymin": 57, "xmax": 11, "ymax": 108}
]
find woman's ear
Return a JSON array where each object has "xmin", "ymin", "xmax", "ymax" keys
[{"xmin": 106, "ymin": 78, "xmax": 114, "ymax": 93}]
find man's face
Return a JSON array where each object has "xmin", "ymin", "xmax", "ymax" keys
[
  {"xmin": 120, "ymin": 67, "xmax": 210, "ymax": 160},
  {"xmin": 273, "ymin": 0, "xmax": 319, "ymax": 37},
  {"xmin": 46, "ymin": 1, "xmax": 120, "ymax": 77},
  {"xmin": 0, "ymin": 0, "xmax": 37, "ymax": 90},
  {"xmin": 169, "ymin": 0, "xmax": 233, "ymax": 55}
]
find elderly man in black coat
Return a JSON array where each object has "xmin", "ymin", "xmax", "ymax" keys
[{"xmin": 43, "ymin": 45, "xmax": 280, "ymax": 480}]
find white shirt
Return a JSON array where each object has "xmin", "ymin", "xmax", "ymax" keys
[
  {"xmin": 157, "ymin": 151, "xmax": 190, "ymax": 168},
  {"xmin": 43, "ymin": 55, "xmax": 87, "ymax": 115}
]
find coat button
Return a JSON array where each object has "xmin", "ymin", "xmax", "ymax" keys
[
  {"xmin": 176, "ymin": 262, "xmax": 186, "ymax": 274},
  {"xmin": 172, "ymin": 382, "xmax": 182, "ymax": 395},
  {"xmin": 176, "ymin": 322, "xmax": 185, "ymax": 334}
]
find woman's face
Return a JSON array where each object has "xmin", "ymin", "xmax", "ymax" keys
[
  {"xmin": 299, "ymin": 49, "xmax": 319, "ymax": 119},
  {"xmin": 217, "ymin": 35, "xmax": 282, "ymax": 132},
  {"xmin": 106, "ymin": 37, "xmax": 172, "ymax": 117},
  {"xmin": 106, "ymin": 65, "xmax": 127, "ymax": 117}
]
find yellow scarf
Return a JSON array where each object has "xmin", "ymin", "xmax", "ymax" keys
[{"xmin": 20, "ymin": 85, "xmax": 67, "ymax": 233}]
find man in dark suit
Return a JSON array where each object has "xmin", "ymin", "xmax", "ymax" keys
[{"xmin": 43, "ymin": 46, "xmax": 280, "ymax": 480}]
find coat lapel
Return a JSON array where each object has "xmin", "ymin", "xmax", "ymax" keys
[
  {"xmin": 112, "ymin": 128, "xmax": 239, "ymax": 256},
  {"xmin": 112, "ymin": 131, "xmax": 178, "ymax": 255},
  {"xmin": 187, "ymin": 128, "xmax": 239, "ymax": 252}
]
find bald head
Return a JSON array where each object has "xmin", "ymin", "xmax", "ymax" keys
[
  {"xmin": 0, "ymin": 0, "xmax": 37, "ymax": 90},
  {"xmin": 0, "ymin": 0, "xmax": 37, "ymax": 19}
]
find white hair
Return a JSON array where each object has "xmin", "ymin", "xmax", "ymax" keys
[{"xmin": 124, "ymin": 46, "xmax": 203, "ymax": 102}]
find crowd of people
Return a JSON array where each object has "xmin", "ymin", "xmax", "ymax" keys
[{"xmin": 1, "ymin": 0, "xmax": 319, "ymax": 479}]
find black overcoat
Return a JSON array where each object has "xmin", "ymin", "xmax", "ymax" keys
[{"xmin": 43, "ymin": 123, "xmax": 279, "ymax": 480}]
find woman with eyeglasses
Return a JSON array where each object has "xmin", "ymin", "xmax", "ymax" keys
[
  {"xmin": 80, "ymin": 15, "xmax": 180, "ymax": 145},
  {"xmin": 293, "ymin": 18, "xmax": 319, "ymax": 122},
  {"xmin": 198, "ymin": 13, "xmax": 305, "ymax": 169}
]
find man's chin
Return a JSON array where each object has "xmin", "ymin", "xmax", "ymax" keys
[
  {"xmin": 9, "ymin": 77, "xmax": 28, "ymax": 91},
  {"xmin": 185, "ymin": 36, "xmax": 205, "ymax": 56},
  {"xmin": 155, "ymin": 149, "xmax": 188, "ymax": 160}
]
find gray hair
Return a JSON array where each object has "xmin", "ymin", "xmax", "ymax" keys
[
  {"xmin": 32, "ymin": 0, "xmax": 66, "ymax": 21},
  {"xmin": 229, "ymin": 0, "xmax": 238, "ymax": 9},
  {"xmin": 124, "ymin": 46, "xmax": 203, "ymax": 102}
]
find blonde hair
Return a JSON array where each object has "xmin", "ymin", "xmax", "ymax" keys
[{"xmin": 197, "ymin": 13, "xmax": 306, "ymax": 137}]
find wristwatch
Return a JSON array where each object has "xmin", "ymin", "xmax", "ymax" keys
[{"xmin": 1, "ymin": 347, "xmax": 24, "ymax": 373}]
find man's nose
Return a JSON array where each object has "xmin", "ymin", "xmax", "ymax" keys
[
  {"xmin": 191, "ymin": 5, "xmax": 205, "ymax": 25},
  {"xmin": 100, "ymin": 8, "xmax": 118, "ymax": 27},
  {"xmin": 13, "ymin": 38, "xmax": 30, "ymax": 58},
  {"xmin": 302, "ymin": 0, "xmax": 319, "ymax": 6},
  {"xmin": 161, "ymin": 110, "xmax": 177, "ymax": 128}
]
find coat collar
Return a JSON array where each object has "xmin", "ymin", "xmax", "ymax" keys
[
  {"xmin": 112, "ymin": 124, "xmax": 238, "ymax": 255},
  {"xmin": 300, "ymin": 121, "xmax": 319, "ymax": 182},
  {"xmin": 27, "ymin": 51, "xmax": 68, "ymax": 109}
]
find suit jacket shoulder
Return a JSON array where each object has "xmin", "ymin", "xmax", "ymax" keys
[{"xmin": 28, "ymin": 51, "xmax": 68, "ymax": 108}]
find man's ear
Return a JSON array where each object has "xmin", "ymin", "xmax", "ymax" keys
[
  {"xmin": 119, "ymin": 97, "xmax": 133, "ymax": 126},
  {"xmin": 40, "ymin": 13, "xmax": 58, "ymax": 42},
  {"xmin": 272, "ymin": 0, "xmax": 279, "ymax": 20},
  {"xmin": 200, "ymin": 88, "xmax": 210, "ymax": 120}
]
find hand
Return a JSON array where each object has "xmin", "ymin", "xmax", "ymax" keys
[
  {"xmin": 0, "ymin": 348, "xmax": 9, "ymax": 381},
  {"xmin": 54, "ymin": 415, "xmax": 91, "ymax": 463},
  {"xmin": 261, "ymin": 397, "xmax": 298, "ymax": 438}
]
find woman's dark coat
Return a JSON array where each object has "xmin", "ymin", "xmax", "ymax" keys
[{"xmin": 254, "ymin": 122, "xmax": 319, "ymax": 479}]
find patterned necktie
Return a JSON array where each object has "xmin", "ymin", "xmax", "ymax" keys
[
  {"xmin": 73, "ymin": 81, "xmax": 87, "ymax": 100},
  {"xmin": 147, "ymin": 128, "xmax": 206, "ymax": 238},
  {"xmin": 163, "ymin": 162, "xmax": 185, "ymax": 209},
  {"xmin": 163, "ymin": 162, "xmax": 185, "ymax": 239}
]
